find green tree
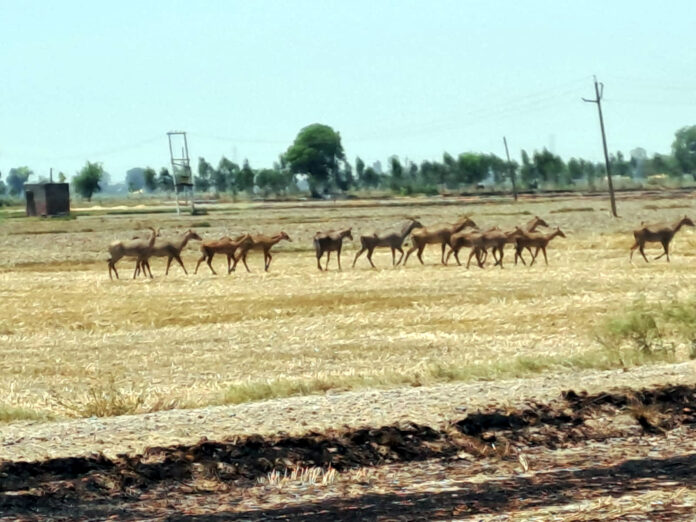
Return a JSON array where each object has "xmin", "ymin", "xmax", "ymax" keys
[
  {"xmin": 672, "ymin": 125, "xmax": 696, "ymax": 176},
  {"xmin": 355, "ymin": 157, "xmax": 365, "ymax": 182},
  {"xmin": 532, "ymin": 149, "xmax": 565, "ymax": 185},
  {"xmin": 610, "ymin": 151, "xmax": 630, "ymax": 177},
  {"xmin": 6, "ymin": 166, "xmax": 33, "ymax": 196},
  {"xmin": 336, "ymin": 161, "xmax": 353, "ymax": 191},
  {"xmin": 388, "ymin": 156, "xmax": 404, "ymax": 190},
  {"xmin": 481, "ymin": 154, "xmax": 508, "ymax": 184},
  {"xmin": 519, "ymin": 150, "xmax": 537, "ymax": 187},
  {"xmin": 361, "ymin": 166, "xmax": 381, "ymax": 188},
  {"xmin": 255, "ymin": 168, "xmax": 292, "ymax": 196},
  {"xmin": 284, "ymin": 123, "xmax": 345, "ymax": 196},
  {"xmin": 143, "ymin": 167, "xmax": 158, "ymax": 192},
  {"xmin": 237, "ymin": 159, "xmax": 255, "ymax": 193},
  {"xmin": 0, "ymin": 171, "xmax": 6, "ymax": 195},
  {"xmin": 158, "ymin": 167, "xmax": 174, "ymax": 193},
  {"xmin": 216, "ymin": 156, "xmax": 239, "ymax": 193},
  {"xmin": 72, "ymin": 161, "xmax": 103, "ymax": 201},
  {"xmin": 455, "ymin": 153, "xmax": 487, "ymax": 185},
  {"xmin": 58, "ymin": 172, "xmax": 67, "ymax": 183},
  {"xmin": 648, "ymin": 153, "xmax": 680, "ymax": 177},
  {"xmin": 126, "ymin": 168, "xmax": 145, "ymax": 192},
  {"xmin": 195, "ymin": 157, "xmax": 214, "ymax": 192}
]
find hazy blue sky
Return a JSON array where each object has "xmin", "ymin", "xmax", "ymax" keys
[{"xmin": 2, "ymin": 0, "xmax": 695, "ymax": 182}]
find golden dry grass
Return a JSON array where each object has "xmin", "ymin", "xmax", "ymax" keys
[{"xmin": 1, "ymin": 194, "xmax": 696, "ymax": 419}]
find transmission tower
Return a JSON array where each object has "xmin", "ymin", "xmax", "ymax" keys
[{"xmin": 167, "ymin": 131, "xmax": 195, "ymax": 215}]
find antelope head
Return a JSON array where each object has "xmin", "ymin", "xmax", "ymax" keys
[
  {"xmin": 280, "ymin": 231, "xmax": 292, "ymax": 242},
  {"xmin": 187, "ymin": 229, "xmax": 203, "ymax": 241},
  {"xmin": 533, "ymin": 216, "xmax": 549, "ymax": 227},
  {"xmin": 457, "ymin": 215, "xmax": 477, "ymax": 229}
]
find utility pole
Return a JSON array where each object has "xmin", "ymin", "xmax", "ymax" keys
[
  {"xmin": 503, "ymin": 136, "xmax": 517, "ymax": 201},
  {"xmin": 583, "ymin": 76, "xmax": 617, "ymax": 217}
]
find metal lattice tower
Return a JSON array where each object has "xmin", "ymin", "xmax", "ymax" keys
[{"xmin": 167, "ymin": 131, "xmax": 195, "ymax": 215}]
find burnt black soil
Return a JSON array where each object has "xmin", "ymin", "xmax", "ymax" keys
[{"xmin": 2, "ymin": 384, "xmax": 696, "ymax": 520}]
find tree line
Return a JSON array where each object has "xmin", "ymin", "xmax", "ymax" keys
[{"xmin": 2, "ymin": 124, "xmax": 695, "ymax": 202}]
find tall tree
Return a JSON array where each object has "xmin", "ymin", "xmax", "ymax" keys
[
  {"xmin": 6, "ymin": 166, "xmax": 33, "ymax": 196},
  {"xmin": 255, "ymin": 168, "xmax": 292, "ymax": 196},
  {"xmin": 72, "ymin": 161, "xmax": 103, "ymax": 201},
  {"xmin": 284, "ymin": 123, "xmax": 345, "ymax": 196},
  {"xmin": 355, "ymin": 157, "xmax": 365, "ymax": 182},
  {"xmin": 237, "ymin": 159, "xmax": 255, "ymax": 194},
  {"xmin": 672, "ymin": 125, "xmax": 696, "ymax": 176},
  {"xmin": 158, "ymin": 167, "xmax": 174, "ymax": 193},
  {"xmin": 519, "ymin": 150, "xmax": 537, "ymax": 187},
  {"xmin": 388, "ymin": 156, "xmax": 404, "ymax": 190},
  {"xmin": 610, "ymin": 151, "xmax": 630, "ymax": 177},
  {"xmin": 195, "ymin": 157, "xmax": 214, "ymax": 192},
  {"xmin": 361, "ymin": 166, "xmax": 380, "ymax": 188},
  {"xmin": 143, "ymin": 167, "xmax": 158, "ymax": 192},
  {"xmin": 336, "ymin": 161, "xmax": 353, "ymax": 191},
  {"xmin": 0, "ymin": 171, "xmax": 6, "ymax": 195},
  {"xmin": 216, "ymin": 156, "xmax": 239, "ymax": 193},
  {"xmin": 532, "ymin": 149, "xmax": 565, "ymax": 185},
  {"xmin": 125, "ymin": 168, "xmax": 145, "ymax": 192}
]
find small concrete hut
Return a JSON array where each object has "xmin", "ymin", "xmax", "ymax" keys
[{"xmin": 24, "ymin": 183, "xmax": 70, "ymax": 217}]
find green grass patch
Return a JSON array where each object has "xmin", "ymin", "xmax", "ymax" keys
[
  {"xmin": 76, "ymin": 207, "xmax": 177, "ymax": 217},
  {"xmin": 0, "ymin": 405, "xmax": 54, "ymax": 423},
  {"xmin": 598, "ymin": 296, "xmax": 696, "ymax": 358},
  {"xmin": 221, "ymin": 345, "xmax": 675, "ymax": 406}
]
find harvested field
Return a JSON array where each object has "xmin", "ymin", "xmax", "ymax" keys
[
  {"xmin": 1, "ymin": 195, "xmax": 696, "ymax": 418},
  {"xmin": 2, "ymin": 194, "xmax": 696, "ymax": 518}
]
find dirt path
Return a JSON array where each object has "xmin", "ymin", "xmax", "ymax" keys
[{"xmin": 2, "ymin": 360, "xmax": 694, "ymax": 463}]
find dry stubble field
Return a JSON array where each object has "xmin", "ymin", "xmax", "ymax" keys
[
  {"xmin": 4, "ymin": 194, "xmax": 696, "ymax": 519},
  {"xmin": 1, "ymin": 194, "xmax": 696, "ymax": 420}
]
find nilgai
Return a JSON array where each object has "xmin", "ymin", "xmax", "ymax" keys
[
  {"xmin": 353, "ymin": 218, "xmax": 423, "ymax": 268},
  {"xmin": 234, "ymin": 232, "xmax": 292, "ymax": 272},
  {"xmin": 136, "ymin": 229, "xmax": 202, "ymax": 277},
  {"xmin": 630, "ymin": 215, "xmax": 694, "ymax": 263},
  {"xmin": 514, "ymin": 227, "xmax": 567, "ymax": 266},
  {"xmin": 314, "ymin": 227, "xmax": 353, "ymax": 271},
  {"xmin": 403, "ymin": 216, "xmax": 477, "ymax": 265},
  {"xmin": 195, "ymin": 234, "xmax": 253, "ymax": 275},
  {"xmin": 107, "ymin": 227, "xmax": 157, "ymax": 280}
]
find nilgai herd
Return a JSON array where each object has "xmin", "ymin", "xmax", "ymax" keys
[{"xmin": 106, "ymin": 214, "xmax": 695, "ymax": 279}]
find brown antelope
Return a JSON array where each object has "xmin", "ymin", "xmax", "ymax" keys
[
  {"xmin": 107, "ymin": 227, "xmax": 157, "ymax": 280},
  {"xmin": 195, "ymin": 234, "xmax": 253, "ymax": 275},
  {"xmin": 234, "ymin": 232, "xmax": 292, "ymax": 272},
  {"xmin": 314, "ymin": 227, "xmax": 353, "ymax": 271},
  {"xmin": 353, "ymin": 218, "xmax": 424, "ymax": 268},
  {"xmin": 515, "ymin": 216, "xmax": 550, "ymax": 264},
  {"xmin": 403, "ymin": 216, "xmax": 477, "ymax": 265},
  {"xmin": 445, "ymin": 229, "xmax": 485, "ymax": 266},
  {"xmin": 135, "ymin": 229, "xmax": 202, "ymax": 277},
  {"xmin": 466, "ymin": 228, "xmax": 523, "ymax": 269},
  {"xmin": 514, "ymin": 227, "xmax": 566, "ymax": 266},
  {"xmin": 630, "ymin": 215, "xmax": 694, "ymax": 262}
]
